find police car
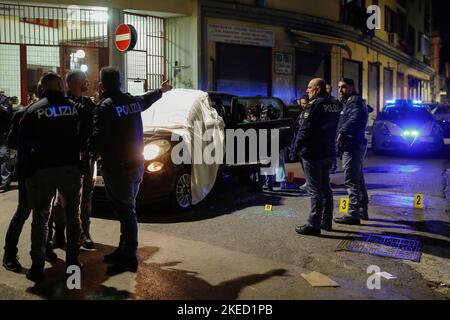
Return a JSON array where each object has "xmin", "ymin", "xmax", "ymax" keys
[{"xmin": 371, "ymin": 100, "xmax": 444, "ymax": 155}]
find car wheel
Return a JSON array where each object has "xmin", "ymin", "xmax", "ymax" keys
[{"xmin": 169, "ymin": 167, "xmax": 192, "ymax": 212}]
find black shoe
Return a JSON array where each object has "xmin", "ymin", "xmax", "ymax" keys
[
  {"xmin": 0, "ymin": 183, "xmax": 10, "ymax": 192},
  {"xmin": 320, "ymin": 225, "xmax": 333, "ymax": 232},
  {"xmin": 80, "ymin": 233, "xmax": 94, "ymax": 250},
  {"xmin": 26, "ymin": 265, "xmax": 45, "ymax": 283},
  {"xmin": 106, "ymin": 258, "xmax": 138, "ymax": 275},
  {"xmin": 50, "ymin": 232, "xmax": 66, "ymax": 250},
  {"xmin": 3, "ymin": 254, "xmax": 22, "ymax": 273},
  {"xmin": 334, "ymin": 216, "xmax": 361, "ymax": 225},
  {"xmin": 45, "ymin": 248, "xmax": 58, "ymax": 262},
  {"xmin": 360, "ymin": 214, "xmax": 369, "ymax": 220},
  {"xmin": 295, "ymin": 225, "xmax": 321, "ymax": 236},
  {"xmin": 104, "ymin": 248, "xmax": 124, "ymax": 264}
]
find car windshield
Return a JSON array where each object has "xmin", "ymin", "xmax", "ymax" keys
[
  {"xmin": 434, "ymin": 105, "xmax": 450, "ymax": 114},
  {"xmin": 381, "ymin": 107, "xmax": 434, "ymax": 122}
]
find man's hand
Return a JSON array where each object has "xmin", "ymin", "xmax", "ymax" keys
[
  {"xmin": 336, "ymin": 133, "xmax": 342, "ymax": 145},
  {"xmin": 160, "ymin": 80, "xmax": 172, "ymax": 93}
]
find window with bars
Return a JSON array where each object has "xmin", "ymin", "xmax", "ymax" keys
[
  {"xmin": 124, "ymin": 13, "xmax": 165, "ymax": 93},
  {"xmin": 0, "ymin": 44, "xmax": 20, "ymax": 99},
  {"xmin": 0, "ymin": 3, "xmax": 108, "ymax": 48}
]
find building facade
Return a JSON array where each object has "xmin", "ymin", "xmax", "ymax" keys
[
  {"xmin": 0, "ymin": 0, "xmax": 436, "ymax": 127},
  {"xmin": 199, "ymin": 0, "xmax": 435, "ymax": 126},
  {"xmin": 0, "ymin": 0, "xmax": 198, "ymax": 104}
]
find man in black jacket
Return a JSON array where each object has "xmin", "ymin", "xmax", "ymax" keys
[
  {"xmin": 19, "ymin": 72, "xmax": 88, "ymax": 283},
  {"xmin": 92, "ymin": 66, "xmax": 172, "ymax": 274},
  {"xmin": 0, "ymin": 90, "xmax": 12, "ymax": 191},
  {"xmin": 293, "ymin": 78, "xmax": 341, "ymax": 236},
  {"xmin": 334, "ymin": 78, "xmax": 369, "ymax": 225},
  {"xmin": 49, "ymin": 70, "xmax": 98, "ymax": 250}
]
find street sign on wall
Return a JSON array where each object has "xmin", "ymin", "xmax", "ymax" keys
[
  {"xmin": 115, "ymin": 23, "xmax": 137, "ymax": 52},
  {"xmin": 208, "ymin": 24, "xmax": 275, "ymax": 47}
]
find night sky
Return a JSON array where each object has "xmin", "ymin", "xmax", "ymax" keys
[{"xmin": 432, "ymin": 0, "xmax": 450, "ymax": 70}]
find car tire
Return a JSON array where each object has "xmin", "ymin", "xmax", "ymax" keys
[{"xmin": 169, "ymin": 166, "xmax": 192, "ymax": 212}]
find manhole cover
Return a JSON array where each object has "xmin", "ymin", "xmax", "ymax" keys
[{"xmin": 337, "ymin": 233, "xmax": 422, "ymax": 262}]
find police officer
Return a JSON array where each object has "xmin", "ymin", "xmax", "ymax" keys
[
  {"xmin": 92, "ymin": 66, "xmax": 172, "ymax": 274},
  {"xmin": 2, "ymin": 82, "xmax": 59, "ymax": 273},
  {"xmin": 49, "ymin": 70, "xmax": 97, "ymax": 250},
  {"xmin": 0, "ymin": 90, "xmax": 13, "ymax": 192},
  {"xmin": 19, "ymin": 72, "xmax": 87, "ymax": 283},
  {"xmin": 334, "ymin": 78, "xmax": 369, "ymax": 225},
  {"xmin": 293, "ymin": 78, "xmax": 341, "ymax": 236}
]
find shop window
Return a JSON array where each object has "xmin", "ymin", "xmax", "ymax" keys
[
  {"xmin": 215, "ymin": 42, "xmax": 270, "ymax": 97},
  {"xmin": 342, "ymin": 59, "xmax": 362, "ymax": 95},
  {"xmin": 296, "ymin": 50, "xmax": 330, "ymax": 99},
  {"xmin": 368, "ymin": 63, "xmax": 380, "ymax": 113},
  {"xmin": 383, "ymin": 68, "xmax": 394, "ymax": 102}
]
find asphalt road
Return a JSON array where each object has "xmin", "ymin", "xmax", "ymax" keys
[{"xmin": 0, "ymin": 150, "xmax": 449, "ymax": 300}]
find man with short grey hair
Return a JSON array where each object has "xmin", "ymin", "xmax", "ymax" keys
[{"xmin": 292, "ymin": 78, "xmax": 341, "ymax": 236}]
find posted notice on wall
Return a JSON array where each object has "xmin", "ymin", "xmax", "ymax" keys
[{"xmin": 208, "ymin": 24, "xmax": 275, "ymax": 47}]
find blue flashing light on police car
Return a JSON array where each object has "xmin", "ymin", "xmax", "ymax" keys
[{"xmin": 372, "ymin": 99, "xmax": 444, "ymax": 155}]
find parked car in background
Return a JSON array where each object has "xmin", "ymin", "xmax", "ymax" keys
[
  {"xmin": 432, "ymin": 104, "xmax": 450, "ymax": 145},
  {"xmin": 371, "ymin": 100, "xmax": 444, "ymax": 155}
]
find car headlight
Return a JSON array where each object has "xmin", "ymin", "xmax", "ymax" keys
[
  {"xmin": 143, "ymin": 140, "xmax": 171, "ymax": 161},
  {"xmin": 402, "ymin": 130, "xmax": 419, "ymax": 137}
]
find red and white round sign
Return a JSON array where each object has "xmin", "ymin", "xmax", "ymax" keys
[{"xmin": 115, "ymin": 24, "xmax": 137, "ymax": 52}]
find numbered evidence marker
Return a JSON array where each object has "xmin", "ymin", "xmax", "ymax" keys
[
  {"xmin": 414, "ymin": 194, "xmax": 424, "ymax": 209},
  {"xmin": 339, "ymin": 198, "xmax": 349, "ymax": 213},
  {"xmin": 265, "ymin": 204, "xmax": 273, "ymax": 212}
]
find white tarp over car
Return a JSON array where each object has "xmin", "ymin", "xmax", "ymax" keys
[{"xmin": 141, "ymin": 89, "xmax": 225, "ymax": 205}]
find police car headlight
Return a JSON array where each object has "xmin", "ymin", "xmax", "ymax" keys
[{"xmin": 143, "ymin": 140, "xmax": 171, "ymax": 161}]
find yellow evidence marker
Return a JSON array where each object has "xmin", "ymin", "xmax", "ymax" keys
[
  {"xmin": 265, "ymin": 204, "xmax": 273, "ymax": 212},
  {"xmin": 414, "ymin": 194, "xmax": 424, "ymax": 209},
  {"xmin": 339, "ymin": 198, "xmax": 349, "ymax": 213}
]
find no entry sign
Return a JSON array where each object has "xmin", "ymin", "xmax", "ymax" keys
[{"xmin": 115, "ymin": 23, "xmax": 137, "ymax": 52}]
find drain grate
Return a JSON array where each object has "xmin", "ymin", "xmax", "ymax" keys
[{"xmin": 337, "ymin": 233, "xmax": 422, "ymax": 262}]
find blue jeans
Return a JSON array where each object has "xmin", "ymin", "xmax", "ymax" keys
[
  {"xmin": 302, "ymin": 157, "xmax": 334, "ymax": 229},
  {"xmin": 0, "ymin": 143, "xmax": 11, "ymax": 187},
  {"xmin": 102, "ymin": 165, "xmax": 144, "ymax": 259},
  {"xmin": 342, "ymin": 143, "xmax": 369, "ymax": 218}
]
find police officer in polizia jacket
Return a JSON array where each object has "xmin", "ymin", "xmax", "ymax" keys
[
  {"xmin": 92, "ymin": 66, "xmax": 172, "ymax": 275},
  {"xmin": 2, "ymin": 82, "xmax": 59, "ymax": 273},
  {"xmin": 0, "ymin": 90, "xmax": 13, "ymax": 192},
  {"xmin": 19, "ymin": 72, "xmax": 89, "ymax": 283},
  {"xmin": 333, "ymin": 78, "xmax": 369, "ymax": 225},
  {"xmin": 48, "ymin": 70, "xmax": 97, "ymax": 251},
  {"xmin": 293, "ymin": 78, "xmax": 341, "ymax": 236}
]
